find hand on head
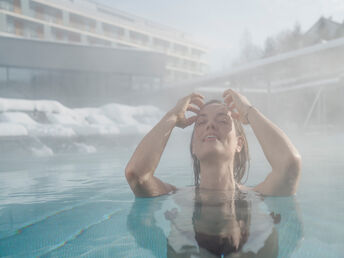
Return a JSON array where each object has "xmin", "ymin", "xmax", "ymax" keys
[
  {"xmin": 223, "ymin": 89, "xmax": 252, "ymax": 125},
  {"xmin": 171, "ymin": 89, "xmax": 252, "ymax": 128},
  {"xmin": 171, "ymin": 93, "xmax": 204, "ymax": 129}
]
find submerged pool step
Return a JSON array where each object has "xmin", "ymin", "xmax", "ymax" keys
[{"xmin": 0, "ymin": 200, "xmax": 130, "ymax": 257}]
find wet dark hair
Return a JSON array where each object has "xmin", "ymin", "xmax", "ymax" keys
[{"xmin": 190, "ymin": 100, "xmax": 250, "ymax": 186}]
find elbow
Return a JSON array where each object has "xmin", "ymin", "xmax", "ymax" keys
[
  {"xmin": 125, "ymin": 164, "xmax": 137, "ymax": 182},
  {"xmin": 125, "ymin": 164, "xmax": 148, "ymax": 184},
  {"xmin": 289, "ymin": 153, "xmax": 302, "ymax": 172},
  {"xmin": 284, "ymin": 153, "xmax": 302, "ymax": 177},
  {"xmin": 283, "ymin": 154, "xmax": 302, "ymax": 195}
]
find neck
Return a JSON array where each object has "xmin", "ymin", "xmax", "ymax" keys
[{"xmin": 199, "ymin": 159, "xmax": 236, "ymax": 191}]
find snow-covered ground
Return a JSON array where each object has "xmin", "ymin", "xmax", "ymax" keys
[
  {"xmin": 0, "ymin": 98, "xmax": 163, "ymax": 137},
  {"xmin": 0, "ymin": 98, "xmax": 164, "ymax": 157}
]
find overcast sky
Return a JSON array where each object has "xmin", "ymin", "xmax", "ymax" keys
[{"xmin": 94, "ymin": 0, "xmax": 344, "ymax": 71}]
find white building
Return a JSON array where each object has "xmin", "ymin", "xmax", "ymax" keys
[{"xmin": 0, "ymin": 0, "xmax": 208, "ymax": 82}]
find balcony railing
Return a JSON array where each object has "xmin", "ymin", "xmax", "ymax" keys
[
  {"xmin": 103, "ymin": 31, "xmax": 124, "ymax": 40},
  {"xmin": 33, "ymin": 10, "xmax": 63, "ymax": 25}
]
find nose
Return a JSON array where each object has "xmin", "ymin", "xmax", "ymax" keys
[{"xmin": 206, "ymin": 120, "xmax": 217, "ymax": 130}]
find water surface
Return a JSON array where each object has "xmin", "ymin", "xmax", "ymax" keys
[{"xmin": 0, "ymin": 131, "xmax": 343, "ymax": 257}]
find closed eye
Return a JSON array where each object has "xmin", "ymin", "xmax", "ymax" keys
[
  {"xmin": 196, "ymin": 120, "xmax": 207, "ymax": 126},
  {"xmin": 216, "ymin": 117, "xmax": 231, "ymax": 124}
]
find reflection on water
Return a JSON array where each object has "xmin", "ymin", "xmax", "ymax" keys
[{"xmin": 127, "ymin": 187, "xmax": 302, "ymax": 257}]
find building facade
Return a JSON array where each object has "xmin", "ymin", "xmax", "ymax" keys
[
  {"xmin": 0, "ymin": 36, "xmax": 167, "ymax": 107},
  {"xmin": 0, "ymin": 0, "xmax": 207, "ymax": 83},
  {"xmin": 171, "ymin": 35, "xmax": 344, "ymax": 130}
]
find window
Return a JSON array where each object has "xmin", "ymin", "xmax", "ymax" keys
[
  {"xmin": 0, "ymin": 0, "xmax": 14, "ymax": 11},
  {"xmin": 102, "ymin": 23, "xmax": 124, "ymax": 39},
  {"xmin": 13, "ymin": 0, "xmax": 21, "ymax": 13},
  {"xmin": 0, "ymin": 67, "xmax": 7, "ymax": 83},
  {"xmin": 132, "ymin": 76, "xmax": 161, "ymax": 91},
  {"xmin": 6, "ymin": 17, "xmax": 15, "ymax": 34},
  {"xmin": 174, "ymin": 44, "xmax": 188, "ymax": 55},
  {"xmin": 191, "ymin": 49, "xmax": 203, "ymax": 59},
  {"xmin": 153, "ymin": 38, "xmax": 169, "ymax": 51},
  {"xmin": 14, "ymin": 19, "xmax": 23, "ymax": 36},
  {"xmin": 23, "ymin": 23, "xmax": 44, "ymax": 39},
  {"xmin": 130, "ymin": 31, "xmax": 149, "ymax": 44},
  {"xmin": 68, "ymin": 32, "xmax": 81, "ymax": 43},
  {"xmin": 51, "ymin": 28, "xmax": 66, "ymax": 41},
  {"xmin": 8, "ymin": 68, "xmax": 32, "ymax": 83},
  {"xmin": 70, "ymin": 13, "xmax": 96, "ymax": 32}
]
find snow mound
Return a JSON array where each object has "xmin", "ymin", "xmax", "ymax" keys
[{"xmin": 0, "ymin": 98, "xmax": 163, "ymax": 138}]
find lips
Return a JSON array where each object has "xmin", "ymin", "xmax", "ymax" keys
[{"xmin": 203, "ymin": 134, "xmax": 219, "ymax": 142}]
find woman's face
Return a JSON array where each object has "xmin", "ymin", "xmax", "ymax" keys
[{"xmin": 192, "ymin": 103, "xmax": 241, "ymax": 162}]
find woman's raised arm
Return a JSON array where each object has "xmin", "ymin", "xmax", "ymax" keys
[
  {"xmin": 125, "ymin": 93, "xmax": 204, "ymax": 197},
  {"xmin": 223, "ymin": 89, "xmax": 301, "ymax": 196}
]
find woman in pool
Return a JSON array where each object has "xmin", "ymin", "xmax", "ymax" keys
[{"xmin": 125, "ymin": 89, "xmax": 301, "ymax": 197}]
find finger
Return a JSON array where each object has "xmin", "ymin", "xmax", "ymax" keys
[
  {"xmin": 224, "ymin": 94, "xmax": 233, "ymax": 105},
  {"xmin": 187, "ymin": 105, "xmax": 200, "ymax": 114},
  {"xmin": 223, "ymin": 88, "xmax": 234, "ymax": 98},
  {"xmin": 179, "ymin": 94, "xmax": 202, "ymax": 107},
  {"xmin": 232, "ymin": 235, "xmax": 240, "ymax": 251},
  {"xmin": 228, "ymin": 103, "xmax": 236, "ymax": 111},
  {"xmin": 183, "ymin": 116, "xmax": 197, "ymax": 128},
  {"xmin": 190, "ymin": 97, "xmax": 204, "ymax": 109},
  {"xmin": 223, "ymin": 89, "xmax": 241, "ymax": 102},
  {"xmin": 190, "ymin": 93, "xmax": 204, "ymax": 102},
  {"xmin": 223, "ymin": 88, "xmax": 239, "ymax": 97},
  {"xmin": 230, "ymin": 111, "xmax": 240, "ymax": 120},
  {"xmin": 190, "ymin": 94, "xmax": 204, "ymax": 102},
  {"xmin": 190, "ymin": 92, "xmax": 204, "ymax": 99},
  {"xmin": 224, "ymin": 103, "xmax": 236, "ymax": 113}
]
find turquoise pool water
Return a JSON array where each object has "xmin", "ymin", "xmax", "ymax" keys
[{"xmin": 0, "ymin": 131, "xmax": 343, "ymax": 257}]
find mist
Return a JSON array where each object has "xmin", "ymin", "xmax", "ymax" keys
[
  {"xmin": 1, "ymin": 1, "xmax": 344, "ymax": 257},
  {"xmin": 0, "ymin": 0, "xmax": 343, "ymax": 154}
]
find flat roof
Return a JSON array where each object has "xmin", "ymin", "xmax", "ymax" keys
[
  {"xmin": 0, "ymin": 36, "xmax": 166, "ymax": 76},
  {"xmin": 168, "ymin": 36, "xmax": 344, "ymax": 89}
]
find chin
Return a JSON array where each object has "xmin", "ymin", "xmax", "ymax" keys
[{"xmin": 197, "ymin": 148, "xmax": 231, "ymax": 162}]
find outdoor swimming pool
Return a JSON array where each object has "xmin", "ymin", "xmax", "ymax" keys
[{"xmin": 0, "ymin": 131, "xmax": 343, "ymax": 257}]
